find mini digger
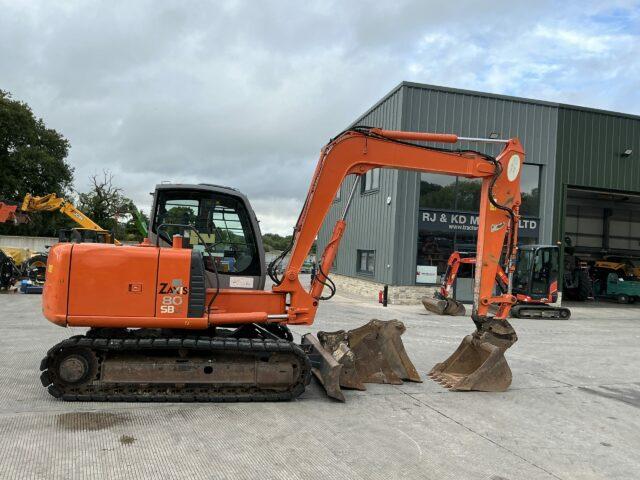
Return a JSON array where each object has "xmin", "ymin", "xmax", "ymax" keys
[
  {"xmin": 40, "ymin": 127, "xmax": 526, "ymax": 401},
  {"xmin": 423, "ymin": 245, "xmax": 572, "ymax": 319}
]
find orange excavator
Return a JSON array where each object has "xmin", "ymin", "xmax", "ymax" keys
[
  {"xmin": 39, "ymin": 127, "xmax": 524, "ymax": 401},
  {"xmin": 423, "ymin": 246, "xmax": 572, "ymax": 319}
]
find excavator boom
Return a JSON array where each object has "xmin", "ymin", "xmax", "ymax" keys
[
  {"xmin": 0, "ymin": 192, "xmax": 122, "ymax": 250},
  {"xmin": 20, "ymin": 193, "xmax": 120, "ymax": 245}
]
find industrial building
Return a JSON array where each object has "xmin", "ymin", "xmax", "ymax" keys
[{"xmin": 317, "ymin": 82, "xmax": 640, "ymax": 303}]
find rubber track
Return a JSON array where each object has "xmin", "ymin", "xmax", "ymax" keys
[
  {"xmin": 511, "ymin": 305, "xmax": 570, "ymax": 319},
  {"xmin": 39, "ymin": 335, "xmax": 311, "ymax": 402}
]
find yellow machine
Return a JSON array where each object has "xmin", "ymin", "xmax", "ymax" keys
[
  {"xmin": 17, "ymin": 193, "xmax": 119, "ymax": 245},
  {"xmin": 594, "ymin": 258, "xmax": 640, "ymax": 279},
  {"xmin": 0, "ymin": 193, "xmax": 119, "ymax": 289}
]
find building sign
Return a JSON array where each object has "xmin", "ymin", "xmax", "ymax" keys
[
  {"xmin": 418, "ymin": 209, "xmax": 539, "ymax": 238},
  {"xmin": 416, "ymin": 265, "xmax": 438, "ymax": 284}
]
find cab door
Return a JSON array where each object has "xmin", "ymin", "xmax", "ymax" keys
[{"xmin": 530, "ymin": 247, "xmax": 559, "ymax": 299}]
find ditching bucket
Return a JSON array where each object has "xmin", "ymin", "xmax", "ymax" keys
[
  {"xmin": 303, "ymin": 319, "xmax": 421, "ymax": 401},
  {"xmin": 429, "ymin": 333, "xmax": 512, "ymax": 392},
  {"xmin": 422, "ymin": 296, "xmax": 466, "ymax": 316}
]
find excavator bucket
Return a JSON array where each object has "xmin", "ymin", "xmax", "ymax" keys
[
  {"xmin": 422, "ymin": 296, "xmax": 466, "ymax": 316},
  {"xmin": 303, "ymin": 319, "xmax": 421, "ymax": 401},
  {"xmin": 429, "ymin": 334, "xmax": 512, "ymax": 392}
]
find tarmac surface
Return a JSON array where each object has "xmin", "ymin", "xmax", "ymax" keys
[{"xmin": 1, "ymin": 285, "xmax": 639, "ymax": 479}]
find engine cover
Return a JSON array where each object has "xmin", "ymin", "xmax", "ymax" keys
[{"xmin": 43, "ymin": 243, "xmax": 203, "ymax": 328}]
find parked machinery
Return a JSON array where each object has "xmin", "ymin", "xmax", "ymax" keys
[
  {"xmin": 510, "ymin": 245, "xmax": 571, "ymax": 318},
  {"xmin": 593, "ymin": 272, "xmax": 640, "ymax": 304},
  {"xmin": 0, "ymin": 249, "xmax": 21, "ymax": 290},
  {"xmin": 0, "ymin": 193, "xmax": 121, "ymax": 289},
  {"xmin": 130, "ymin": 203, "xmax": 149, "ymax": 238},
  {"xmin": 0, "ymin": 200, "xmax": 30, "ymax": 225},
  {"xmin": 39, "ymin": 127, "xmax": 526, "ymax": 401},
  {"xmin": 11, "ymin": 193, "xmax": 118, "ymax": 244},
  {"xmin": 594, "ymin": 256, "xmax": 640, "ymax": 279},
  {"xmin": 423, "ymin": 245, "xmax": 571, "ymax": 319},
  {"xmin": 562, "ymin": 237, "xmax": 594, "ymax": 301}
]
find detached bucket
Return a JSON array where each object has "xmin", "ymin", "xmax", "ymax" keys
[
  {"xmin": 429, "ymin": 334, "xmax": 512, "ymax": 392},
  {"xmin": 304, "ymin": 319, "xmax": 421, "ymax": 401},
  {"xmin": 422, "ymin": 296, "xmax": 466, "ymax": 316}
]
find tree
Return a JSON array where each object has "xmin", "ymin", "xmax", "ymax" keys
[
  {"xmin": 0, "ymin": 90, "xmax": 74, "ymax": 236},
  {"xmin": 124, "ymin": 207, "xmax": 149, "ymax": 241},
  {"xmin": 419, "ymin": 181, "xmax": 456, "ymax": 209},
  {"xmin": 455, "ymin": 179, "xmax": 482, "ymax": 211},
  {"xmin": 77, "ymin": 171, "xmax": 135, "ymax": 240},
  {"xmin": 262, "ymin": 233, "xmax": 316, "ymax": 255},
  {"xmin": 420, "ymin": 178, "xmax": 482, "ymax": 212},
  {"xmin": 262, "ymin": 233, "xmax": 293, "ymax": 252},
  {"xmin": 521, "ymin": 187, "xmax": 540, "ymax": 217}
]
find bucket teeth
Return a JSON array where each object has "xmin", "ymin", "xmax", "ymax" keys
[{"xmin": 306, "ymin": 319, "xmax": 421, "ymax": 401}]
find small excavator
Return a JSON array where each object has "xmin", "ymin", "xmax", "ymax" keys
[
  {"xmin": 423, "ymin": 245, "xmax": 572, "ymax": 319},
  {"xmin": 39, "ymin": 127, "xmax": 525, "ymax": 401}
]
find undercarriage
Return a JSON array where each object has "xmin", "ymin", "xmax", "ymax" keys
[
  {"xmin": 40, "ymin": 325, "xmax": 311, "ymax": 402},
  {"xmin": 510, "ymin": 304, "xmax": 571, "ymax": 319}
]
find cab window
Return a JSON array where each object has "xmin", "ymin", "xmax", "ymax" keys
[
  {"xmin": 513, "ymin": 249, "xmax": 533, "ymax": 292},
  {"xmin": 531, "ymin": 248, "xmax": 558, "ymax": 295},
  {"xmin": 153, "ymin": 190, "xmax": 260, "ymax": 276}
]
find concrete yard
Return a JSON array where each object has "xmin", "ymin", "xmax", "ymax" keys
[{"xmin": 1, "ymin": 289, "xmax": 639, "ymax": 480}]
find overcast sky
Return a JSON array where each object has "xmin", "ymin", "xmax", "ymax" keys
[{"xmin": 2, "ymin": 1, "xmax": 639, "ymax": 234}]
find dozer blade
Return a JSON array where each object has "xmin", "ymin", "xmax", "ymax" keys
[
  {"xmin": 429, "ymin": 334, "xmax": 512, "ymax": 392},
  {"xmin": 301, "ymin": 333, "xmax": 346, "ymax": 402},
  {"xmin": 422, "ymin": 296, "xmax": 466, "ymax": 316},
  {"xmin": 307, "ymin": 319, "xmax": 421, "ymax": 401}
]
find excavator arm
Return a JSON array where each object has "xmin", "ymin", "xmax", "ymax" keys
[
  {"xmin": 14, "ymin": 193, "xmax": 121, "ymax": 245},
  {"xmin": 440, "ymin": 252, "xmax": 479, "ymax": 299},
  {"xmin": 271, "ymin": 128, "xmax": 522, "ymax": 328},
  {"xmin": 421, "ymin": 252, "xmax": 477, "ymax": 316},
  {"xmin": 269, "ymin": 127, "xmax": 524, "ymax": 393}
]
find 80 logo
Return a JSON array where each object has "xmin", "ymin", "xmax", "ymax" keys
[{"xmin": 160, "ymin": 295, "xmax": 183, "ymax": 314}]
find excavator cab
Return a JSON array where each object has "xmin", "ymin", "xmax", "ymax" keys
[
  {"xmin": 148, "ymin": 183, "xmax": 266, "ymax": 290},
  {"xmin": 512, "ymin": 245, "xmax": 559, "ymax": 302}
]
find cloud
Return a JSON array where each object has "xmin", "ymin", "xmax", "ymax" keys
[{"xmin": 1, "ymin": 0, "xmax": 639, "ymax": 234}]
